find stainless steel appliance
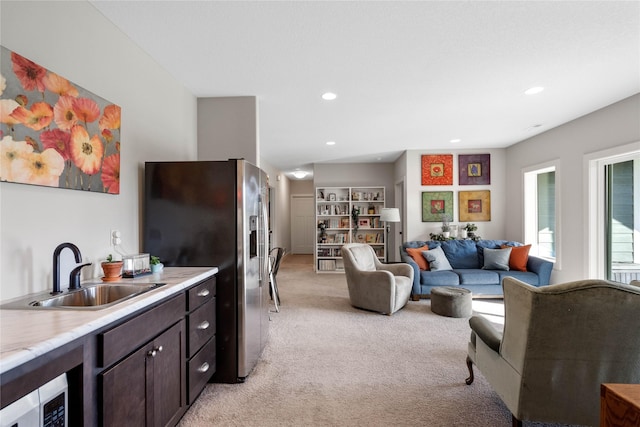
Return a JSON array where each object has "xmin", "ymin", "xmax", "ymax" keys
[
  {"xmin": 143, "ymin": 159, "xmax": 270, "ymax": 383},
  {"xmin": 0, "ymin": 373, "xmax": 68, "ymax": 427}
]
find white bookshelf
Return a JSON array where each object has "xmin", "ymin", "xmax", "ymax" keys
[{"xmin": 315, "ymin": 186, "xmax": 385, "ymax": 273}]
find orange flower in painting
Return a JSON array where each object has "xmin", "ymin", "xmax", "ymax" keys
[
  {"xmin": 72, "ymin": 98, "xmax": 100, "ymax": 124},
  {"xmin": 9, "ymin": 102, "xmax": 54, "ymax": 131},
  {"xmin": 101, "ymin": 153, "xmax": 120, "ymax": 194},
  {"xmin": 43, "ymin": 72, "xmax": 79, "ymax": 97},
  {"xmin": 99, "ymin": 104, "xmax": 121, "ymax": 131},
  {"xmin": 70, "ymin": 125, "xmax": 103, "ymax": 174},
  {"xmin": 41, "ymin": 129, "xmax": 71, "ymax": 161},
  {"xmin": 0, "ymin": 99, "xmax": 21, "ymax": 127},
  {"xmin": 11, "ymin": 148, "xmax": 64, "ymax": 187},
  {"xmin": 53, "ymin": 96, "xmax": 78, "ymax": 131},
  {"xmin": 1, "ymin": 136, "xmax": 34, "ymax": 181},
  {"xmin": 11, "ymin": 52, "xmax": 47, "ymax": 92}
]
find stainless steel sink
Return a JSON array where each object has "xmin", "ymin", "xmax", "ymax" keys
[{"xmin": 1, "ymin": 283, "xmax": 165, "ymax": 310}]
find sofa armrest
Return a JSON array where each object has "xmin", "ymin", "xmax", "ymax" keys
[
  {"xmin": 378, "ymin": 262, "xmax": 413, "ymax": 280},
  {"xmin": 526, "ymin": 255, "xmax": 553, "ymax": 286},
  {"xmin": 400, "ymin": 251, "xmax": 421, "ymax": 295},
  {"xmin": 469, "ymin": 316, "xmax": 502, "ymax": 353}
]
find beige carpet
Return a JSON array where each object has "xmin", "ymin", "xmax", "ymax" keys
[{"xmin": 178, "ymin": 255, "xmax": 575, "ymax": 427}]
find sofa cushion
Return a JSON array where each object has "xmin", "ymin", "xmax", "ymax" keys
[
  {"xmin": 455, "ymin": 269, "xmax": 500, "ymax": 286},
  {"xmin": 405, "ymin": 245, "xmax": 430, "ymax": 270},
  {"xmin": 501, "ymin": 244, "xmax": 531, "ymax": 272},
  {"xmin": 482, "ymin": 247, "xmax": 512, "ymax": 270},
  {"xmin": 423, "ymin": 246, "xmax": 453, "ymax": 271},
  {"xmin": 420, "ymin": 270, "xmax": 460, "ymax": 286},
  {"xmin": 497, "ymin": 270, "xmax": 540, "ymax": 286},
  {"xmin": 440, "ymin": 239, "xmax": 480, "ymax": 269}
]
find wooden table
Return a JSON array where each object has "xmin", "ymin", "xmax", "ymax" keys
[{"xmin": 601, "ymin": 383, "xmax": 640, "ymax": 427}]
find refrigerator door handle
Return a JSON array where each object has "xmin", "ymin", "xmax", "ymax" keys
[{"xmin": 259, "ymin": 194, "xmax": 269, "ymax": 287}]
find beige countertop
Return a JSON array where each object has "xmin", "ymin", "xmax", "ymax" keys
[{"xmin": 0, "ymin": 266, "xmax": 218, "ymax": 375}]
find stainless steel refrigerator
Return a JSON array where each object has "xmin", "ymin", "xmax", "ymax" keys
[{"xmin": 143, "ymin": 159, "xmax": 270, "ymax": 383}]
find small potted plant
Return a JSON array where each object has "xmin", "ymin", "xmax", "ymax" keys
[
  {"xmin": 150, "ymin": 255, "xmax": 164, "ymax": 273},
  {"xmin": 464, "ymin": 223, "xmax": 478, "ymax": 239},
  {"xmin": 101, "ymin": 254, "xmax": 123, "ymax": 282},
  {"xmin": 441, "ymin": 214, "xmax": 452, "ymax": 238}
]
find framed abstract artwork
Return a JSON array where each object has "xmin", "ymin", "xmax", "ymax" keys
[
  {"xmin": 458, "ymin": 154, "xmax": 490, "ymax": 185},
  {"xmin": 459, "ymin": 190, "xmax": 491, "ymax": 221},
  {"xmin": 422, "ymin": 191, "xmax": 453, "ymax": 222},
  {"xmin": 0, "ymin": 46, "xmax": 121, "ymax": 193},
  {"xmin": 421, "ymin": 154, "xmax": 453, "ymax": 185}
]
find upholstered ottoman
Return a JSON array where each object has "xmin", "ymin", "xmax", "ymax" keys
[{"xmin": 430, "ymin": 287, "xmax": 472, "ymax": 318}]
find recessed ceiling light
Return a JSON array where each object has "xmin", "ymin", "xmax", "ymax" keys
[
  {"xmin": 525, "ymin": 86, "xmax": 544, "ymax": 95},
  {"xmin": 326, "ymin": 141, "xmax": 336, "ymax": 146},
  {"xmin": 450, "ymin": 139, "xmax": 461, "ymax": 143},
  {"xmin": 322, "ymin": 92, "xmax": 337, "ymax": 100}
]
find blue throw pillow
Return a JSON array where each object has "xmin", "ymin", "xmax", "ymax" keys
[
  {"xmin": 423, "ymin": 246, "xmax": 453, "ymax": 271},
  {"xmin": 440, "ymin": 239, "xmax": 479, "ymax": 269},
  {"xmin": 482, "ymin": 247, "xmax": 512, "ymax": 270}
]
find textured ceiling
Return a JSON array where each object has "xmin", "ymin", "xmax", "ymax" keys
[{"xmin": 90, "ymin": 1, "xmax": 640, "ymax": 178}]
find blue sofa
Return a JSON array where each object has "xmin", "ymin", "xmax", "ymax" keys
[{"xmin": 400, "ymin": 239, "xmax": 553, "ymax": 298}]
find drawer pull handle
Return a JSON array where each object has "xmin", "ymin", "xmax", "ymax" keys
[
  {"xmin": 198, "ymin": 362, "xmax": 210, "ymax": 373},
  {"xmin": 197, "ymin": 321, "xmax": 210, "ymax": 330},
  {"xmin": 147, "ymin": 346, "xmax": 163, "ymax": 358},
  {"xmin": 197, "ymin": 289, "xmax": 210, "ymax": 297}
]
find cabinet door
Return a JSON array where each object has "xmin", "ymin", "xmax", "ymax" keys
[
  {"xmin": 101, "ymin": 342, "xmax": 151, "ymax": 426},
  {"xmin": 151, "ymin": 320, "xmax": 186, "ymax": 427},
  {"xmin": 100, "ymin": 320, "xmax": 186, "ymax": 427}
]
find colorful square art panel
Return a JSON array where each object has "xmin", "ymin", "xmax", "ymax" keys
[
  {"xmin": 458, "ymin": 154, "xmax": 490, "ymax": 185},
  {"xmin": 459, "ymin": 190, "xmax": 491, "ymax": 221},
  {"xmin": 421, "ymin": 154, "xmax": 453, "ymax": 185},
  {"xmin": 422, "ymin": 191, "xmax": 453, "ymax": 222}
]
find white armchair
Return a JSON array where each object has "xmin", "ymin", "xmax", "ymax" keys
[
  {"xmin": 466, "ymin": 277, "xmax": 640, "ymax": 426},
  {"xmin": 341, "ymin": 243, "xmax": 413, "ymax": 315}
]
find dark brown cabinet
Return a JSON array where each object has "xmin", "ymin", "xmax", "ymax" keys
[
  {"xmin": 101, "ymin": 321, "xmax": 185, "ymax": 427},
  {"xmin": 186, "ymin": 277, "xmax": 216, "ymax": 403},
  {"xmin": 99, "ymin": 294, "xmax": 187, "ymax": 427}
]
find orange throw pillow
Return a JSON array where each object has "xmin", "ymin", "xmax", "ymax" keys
[
  {"xmin": 406, "ymin": 246, "xmax": 430, "ymax": 271},
  {"xmin": 501, "ymin": 244, "xmax": 531, "ymax": 272}
]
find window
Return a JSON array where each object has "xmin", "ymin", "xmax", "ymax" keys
[{"xmin": 524, "ymin": 162, "xmax": 559, "ymax": 264}]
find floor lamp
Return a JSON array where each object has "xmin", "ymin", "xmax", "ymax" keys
[{"xmin": 380, "ymin": 208, "xmax": 400, "ymax": 262}]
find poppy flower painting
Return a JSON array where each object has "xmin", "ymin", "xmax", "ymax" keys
[
  {"xmin": 421, "ymin": 154, "xmax": 453, "ymax": 185},
  {"xmin": 0, "ymin": 46, "xmax": 120, "ymax": 193}
]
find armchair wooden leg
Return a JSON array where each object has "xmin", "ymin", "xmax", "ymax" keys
[
  {"xmin": 411, "ymin": 294, "xmax": 420, "ymax": 301},
  {"xmin": 465, "ymin": 355, "xmax": 474, "ymax": 385},
  {"xmin": 512, "ymin": 414, "xmax": 523, "ymax": 427}
]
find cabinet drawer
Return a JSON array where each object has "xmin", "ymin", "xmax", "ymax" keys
[
  {"xmin": 187, "ymin": 297, "xmax": 216, "ymax": 357},
  {"xmin": 188, "ymin": 336, "xmax": 216, "ymax": 404},
  {"xmin": 187, "ymin": 277, "xmax": 216, "ymax": 311},
  {"xmin": 99, "ymin": 293, "xmax": 186, "ymax": 368}
]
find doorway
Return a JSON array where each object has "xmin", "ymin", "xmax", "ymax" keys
[{"xmin": 290, "ymin": 194, "xmax": 315, "ymax": 254}]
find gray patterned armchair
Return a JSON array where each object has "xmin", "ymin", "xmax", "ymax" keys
[
  {"xmin": 466, "ymin": 277, "xmax": 640, "ymax": 426},
  {"xmin": 341, "ymin": 243, "xmax": 413, "ymax": 315}
]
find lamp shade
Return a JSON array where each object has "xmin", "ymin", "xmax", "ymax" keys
[{"xmin": 380, "ymin": 208, "xmax": 400, "ymax": 222}]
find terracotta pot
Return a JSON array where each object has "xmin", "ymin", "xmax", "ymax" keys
[{"xmin": 101, "ymin": 261, "xmax": 123, "ymax": 282}]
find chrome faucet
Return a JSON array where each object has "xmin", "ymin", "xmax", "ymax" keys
[{"xmin": 52, "ymin": 242, "xmax": 86, "ymax": 295}]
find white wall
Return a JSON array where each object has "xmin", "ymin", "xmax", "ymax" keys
[
  {"xmin": 0, "ymin": 1, "xmax": 197, "ymax": 300},
  {"xmin": 260, "ymin": 159, "xmax": 292, "ymax": 252},
  {"xmin": 402, "ymin": 149, "xmax": 507, "ymax": 242},
  {"xmin": 197, "ymin": 97, "xmax": 259, "ymax": 164},
  {"xmin": 505, "ymin": 94, "xmax": 640, "ymax": 283}
]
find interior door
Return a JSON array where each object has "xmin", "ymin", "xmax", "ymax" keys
[{"xmin": 291, "ymin": 195, "xmax": 314, "ymax": 254}]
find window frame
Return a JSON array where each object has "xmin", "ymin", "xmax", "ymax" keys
[{"xmin": 523, "ymin": 160, "xmax": 561, "ymax": 269}]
